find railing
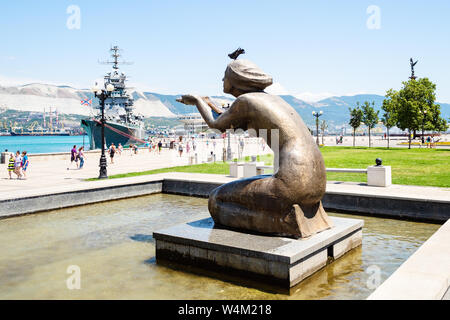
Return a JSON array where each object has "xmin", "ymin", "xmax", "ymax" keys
[{"xmin": 326, "ymin": 168, "xmax": 367, "ymax": 173}]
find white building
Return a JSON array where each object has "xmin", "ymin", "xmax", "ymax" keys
[{"xmin": 178, "ymin": 113, "xmax": 209, "ymax": 135}]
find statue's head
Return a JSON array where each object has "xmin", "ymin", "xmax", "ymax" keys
[{"xmin": 223, "ymin": 59, "xmax": 273, "ymax": 97}]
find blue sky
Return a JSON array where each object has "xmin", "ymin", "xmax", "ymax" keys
[{"xmin": 1, "ymin": 0, "xmax": 449, "ymax": 102}]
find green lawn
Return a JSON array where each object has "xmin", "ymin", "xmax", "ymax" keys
[
  {"xmin": 321, "ymin": 146, "xmax": 450, "ymax": 187},
  {"xmin": 89, "ymin": 147, "xmax": 450, "ymax": 188}
]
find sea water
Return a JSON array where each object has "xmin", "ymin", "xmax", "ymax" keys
[{"xmin": 0, "ymin": 135, "xmax": 87, "ymax": 154}]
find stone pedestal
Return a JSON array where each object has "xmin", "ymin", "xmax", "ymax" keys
[
  {"xmin": 154, "ymin": 216, "xmax": 363, "ymax": 287},
  {"xmin": 243, "ymin": 161, "xmax": 265, "ymax": 178},
  {"xmin": 229, "ymin": 162, "xmax": 244, "ymax": 178},
  {"xmin": 367, "ymin": 165, "xmax": 391, "ymax": 187}
]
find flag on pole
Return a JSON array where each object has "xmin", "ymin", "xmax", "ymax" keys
[{"xmin": 80, "ymin": 99, "xmax": 92, "ymax": 106}]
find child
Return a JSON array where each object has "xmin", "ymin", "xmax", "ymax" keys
[
  {"xmin": 21, "ymin": 151, "xmax": 29, "ymax": 180},
  {"xmin": 7, "ymin": 153, "xmax": 14, "ymax": 179}
]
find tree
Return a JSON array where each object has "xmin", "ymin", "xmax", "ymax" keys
[
  {"xmin": 381, "ymin": 90, "xmax": 397, "ymax": 149},
  {"xmin": 391, "ymin": 78, "xmax": 447, "ymax": 149},
  {"xmin": 349, "ymin": 103, "xmax": 363, "ymax": 147},
  {"xmin": 361, "ymin": 101, "xmax": 379, "ymax": 147},
  {"xmin": 428, "ymin": 104, "xmax": 448, "ymax": 134},
  {"xmin": 320, "ymin": 119, "xmax": 328, "ymax": 145}
]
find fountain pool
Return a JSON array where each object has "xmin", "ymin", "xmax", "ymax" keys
[{"xmin": 0, "ymin": 193, "xmax": 439, "ymax": 299}]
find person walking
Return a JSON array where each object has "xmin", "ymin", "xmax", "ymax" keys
[
  {"xmin": 68, "ymin": 145, "xmax": 78, "ymax": 170},
  {"xmin": 21, "ymin": 151, "xmax": 29, "ymax": 180},
  {"xmin": 426, "ymin": 136, "xmax": 431, "ymax": 148},
  {"xmin": 431, "ymin": 136, "xmax": 436, "ymax": 149},
  {"xmin": 178, "ymin": 142, "xmax": 184, "ymax": 157},
  {"xmin": 7, "ymin": 153, "xmax": 14, "ymax": 179},
  {"xmin": 186, "ymin": 141, "xmax": 191, "ymax": 154},
  {"xmin": 117, "ymin": 143, "xmax": 123, "ymax": 156},
  {"xmin": 129, "ymin": 144, "xmax": 134, "ymax": 156},
  {"xmin": 109, "ymin": 143, "xmax": 116, "ymax": 164},
  {"xmin": 148, "ymin": 140, "xmax": 153, "ymax": 153},
  {"xmin": 14, "ymin": 150, "xmax": 22, "ymax": 179},
  {"xmin": 78, "ymin": 146, "xmax": 85, "ymax": 169},
  {"xmin": 158, "ymin": 141, "xmax": 162, "ymax": 154}
]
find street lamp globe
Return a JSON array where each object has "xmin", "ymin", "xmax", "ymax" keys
[{"xmin": 92, "ymin": 84, "xmax": 100, "ymax": 94}]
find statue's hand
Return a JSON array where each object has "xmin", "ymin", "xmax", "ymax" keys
[{"xmin": 176, "ymin": 94, "xmax": 199, "ymax": 106}]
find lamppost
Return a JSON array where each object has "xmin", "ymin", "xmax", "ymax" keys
[
  {"xmin": 312, "ymin": 110, "xmax": 323, "ymax": 145},
  {"xmin": 227, "ymin": 129, "xmax": 232, "ymax": 161},
  {"xmin": 421, "ymin": 109, "xmax": 427, "ymax": 147},
  {"xmin": 225, "ymin": 104, "xmax": 232, "ymax": 161},
  {"xmin": 92, "ymin": 82, "xmax": 115, "ymax": 179}
]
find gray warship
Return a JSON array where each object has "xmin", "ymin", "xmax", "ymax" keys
[{"xmin": 81, "ymin": 46, "xmax": 146, "ymax": 149}]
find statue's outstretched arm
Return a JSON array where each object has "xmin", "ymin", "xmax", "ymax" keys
[{"xmin": 177, "ymin": 95, "xmax": 246, "ymax": 132}]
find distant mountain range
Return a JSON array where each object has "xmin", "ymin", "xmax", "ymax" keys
[{"xmin": 0, "ymin": 83, "xmax": 449, "ymax": 129}]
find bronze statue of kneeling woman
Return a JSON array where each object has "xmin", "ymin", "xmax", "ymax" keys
[{"xmin": 177, "ymin": 55, "xmax": 332, "ymax": 238}]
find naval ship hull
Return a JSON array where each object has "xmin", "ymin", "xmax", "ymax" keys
[{"xmin": 81, "ymin": 119, "xmax": 146, "ymax": 150}]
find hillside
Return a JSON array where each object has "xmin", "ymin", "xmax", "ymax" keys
[{"xmin": 0, "ymin": 83, "xmax": 448, "ymax": 129}]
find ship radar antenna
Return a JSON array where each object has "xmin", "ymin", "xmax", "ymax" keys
[{"xmin": 99, "ymin": 45, "xmax": 133, "ymax": 70}]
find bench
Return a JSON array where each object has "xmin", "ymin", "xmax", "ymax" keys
[
  {"xmin": 256, "ymin": 165, "xmax": 273, "ymax": 175},
  {"xmin": 229, "ymin": 163, "xmax": 391, "ymax": 187},
  {"xmin": 327, "ymin": 167, "xmax": 391, "ymax": 187}
]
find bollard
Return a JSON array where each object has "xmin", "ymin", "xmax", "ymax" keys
[{"xmin": 0, "ymin": 152, "xmax": 8, "ymax": 164}]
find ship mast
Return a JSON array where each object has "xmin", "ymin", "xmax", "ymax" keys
[{"xmin": 99, "ymin": 46, "xmax": 133, "ymax": 70}]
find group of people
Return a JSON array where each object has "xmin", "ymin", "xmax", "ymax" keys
[
  {"xmin": 421, "ymin": 135, "xmax": 439, "ymax": 148},
  {"xmin": 108, "ymin": 143, "xmax": 123, "ymax": 163},
  {"xmin": 144, "ymin": 139, "xmax": 164, "ymax": 155},
  {"xmin": 68, "ymin": 145, "xmax": 86, "ymax": 169},
  {"xmin": 7, "ymin": 150, "xmax": 28, "ymax": 180},
  {"xmin": 176, "ymin": 137, "xmax": 199, "ymax": 157}
]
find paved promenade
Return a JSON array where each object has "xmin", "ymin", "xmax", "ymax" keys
[
  {"xmin": 0, "ymin": 138, "xmax": 271, "ymax": 199},
  {"xmin": 1, "ymin": 148, "xmax": 190, "ymax": 197},
  {"xmin": 1, "ymin": 157, "xmax": 449, "ymax": 207}
]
